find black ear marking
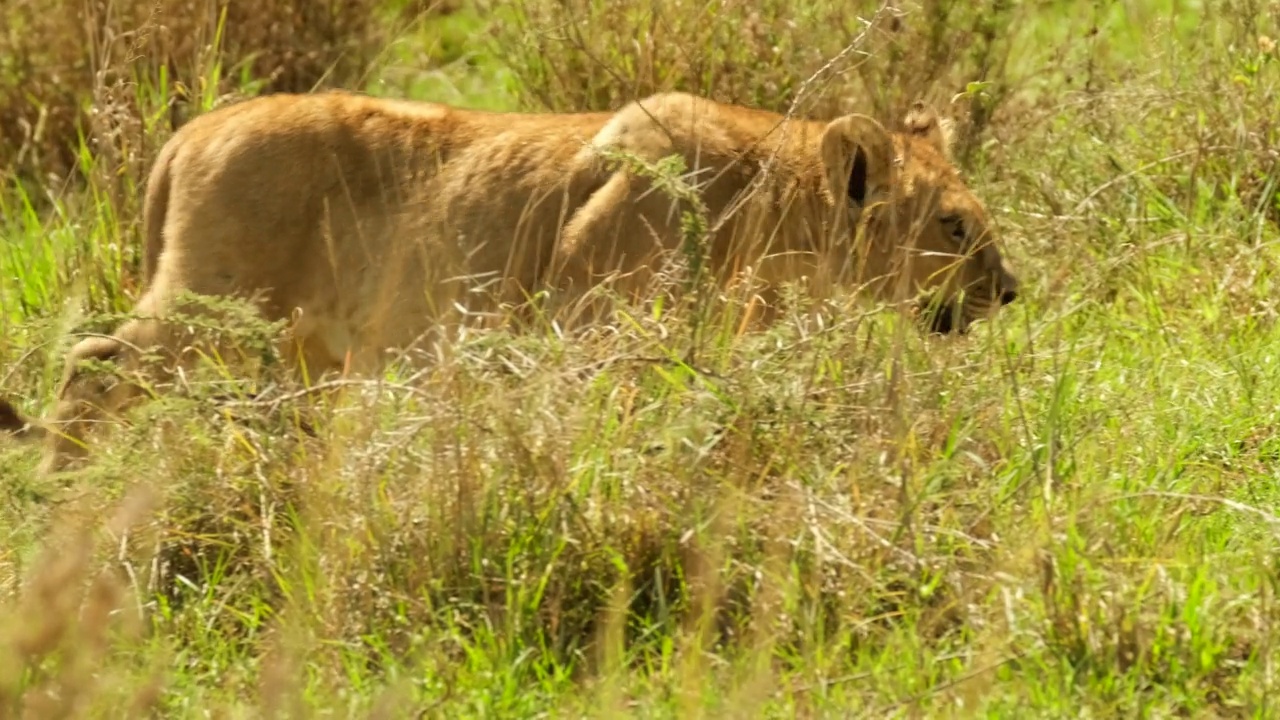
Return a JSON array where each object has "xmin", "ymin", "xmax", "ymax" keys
[
  {"xmin": 848, "ymin": 145, "xmax": 869, "ymax": 204},
  {"xmin": 0, "ymin": 398, "xmax": 28, "ymax": 432}
]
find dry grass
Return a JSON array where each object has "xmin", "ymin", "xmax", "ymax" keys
[
  {"xmin": 3, "ymin": 0, "xmax": 1280, "ymax": 716},
  {"xmin": 0, "ymin": 0, "xmax": 407, "ymax": 187},
  {"xmin": 486, "ymin": 0, "xmax": 1028, "ymax": 166}
]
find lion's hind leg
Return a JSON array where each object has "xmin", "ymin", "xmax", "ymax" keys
[
  {"xmin": 25, "ymin": 287, "xmax": 285, "ymax": 474},
  {"xmin": 34, "ymin": 313, "xmax": 168, "ymax": 474}
]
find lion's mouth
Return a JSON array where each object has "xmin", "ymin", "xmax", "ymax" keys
[{"xmin": 920, "ymin": 301, "xmax": 968, "ymax": 335}]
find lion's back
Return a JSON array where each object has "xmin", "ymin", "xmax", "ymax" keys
[{"xmin": 144, "ymin": 93, "xmax": 461, "ymax": 316}]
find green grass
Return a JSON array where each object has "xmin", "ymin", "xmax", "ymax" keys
[
  {"xmin": 367, "ymin": 4, "xmax": 521, "ymax": 109},
  {"xmin": 3, "ymin": 0, "xmax": 1280, "ymax": 717}
]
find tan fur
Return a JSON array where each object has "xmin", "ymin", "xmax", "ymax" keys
[{"xmin": 0, "ymin": 91, "xmax": 1019, "ymax": 474}]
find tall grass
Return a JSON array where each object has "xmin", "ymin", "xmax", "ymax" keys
[{"xmin": 3, "ymin": 0, "xmax": 1280, "ymax": 716}]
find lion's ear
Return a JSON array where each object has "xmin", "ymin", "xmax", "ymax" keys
[
  {"xmin": 903, "ymin": 100, "xmax": 954, "ymax": 158},
  {"xmin": 821, "ymin": 115, "xmax": 894, "ymax": 207}
]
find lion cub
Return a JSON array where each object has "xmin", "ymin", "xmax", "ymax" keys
[{"xmin": 2, "ymin": 90, "xmax": 1019, "ymax": 473}]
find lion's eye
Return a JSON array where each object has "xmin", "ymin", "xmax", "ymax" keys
[{"xmin": 941, "ymin": 215, "xmax": 966, "ymax": 242}]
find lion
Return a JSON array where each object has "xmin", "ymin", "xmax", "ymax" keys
[{"xmin": 0, "ymin": 90, "xmax": 1020, "ymax": 474}]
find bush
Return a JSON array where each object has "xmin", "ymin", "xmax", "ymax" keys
[
  {"xmin": 0, "ymin": 0, "xmax": 395, "ymax": 188},
  {"xmin": 485, "ymin": 0, "xmax": 1021, "ymax": 166}
]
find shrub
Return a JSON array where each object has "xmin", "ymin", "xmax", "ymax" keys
[
  {"xmin": 0, "ymin": 0, "xmax": 395, "ymax": 188},
  {"xmin": 484, "ymin": 0, "xmax": 1021, "ymax": 166}
]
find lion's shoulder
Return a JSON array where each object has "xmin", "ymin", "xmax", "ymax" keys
[{"xmin": 582, "ymin": 92, "xmax": 824, "ymax": 172}]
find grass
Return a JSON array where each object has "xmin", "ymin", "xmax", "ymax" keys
[{"xmin": 3, "ymin": 0, "xmax": 1280, "ymax": 716}]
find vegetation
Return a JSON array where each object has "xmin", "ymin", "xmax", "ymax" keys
[{"xmin": 2, "ymin": 0, "xmax": 1280, "ymax": 715}]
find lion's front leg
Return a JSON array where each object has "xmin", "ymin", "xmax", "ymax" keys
[{"xmin": 549, "ymin": 171, "xmax": 679, "ymax": 330}]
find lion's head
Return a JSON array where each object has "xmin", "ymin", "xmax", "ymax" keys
[{"xmin": 820, "ymin": 101, "xmax": 1019, "ymax": 334}]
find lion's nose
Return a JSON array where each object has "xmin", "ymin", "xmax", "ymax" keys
[{"xmin": 1000, "ymin": 288, "xmax": 1018, "ymax": 306}]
